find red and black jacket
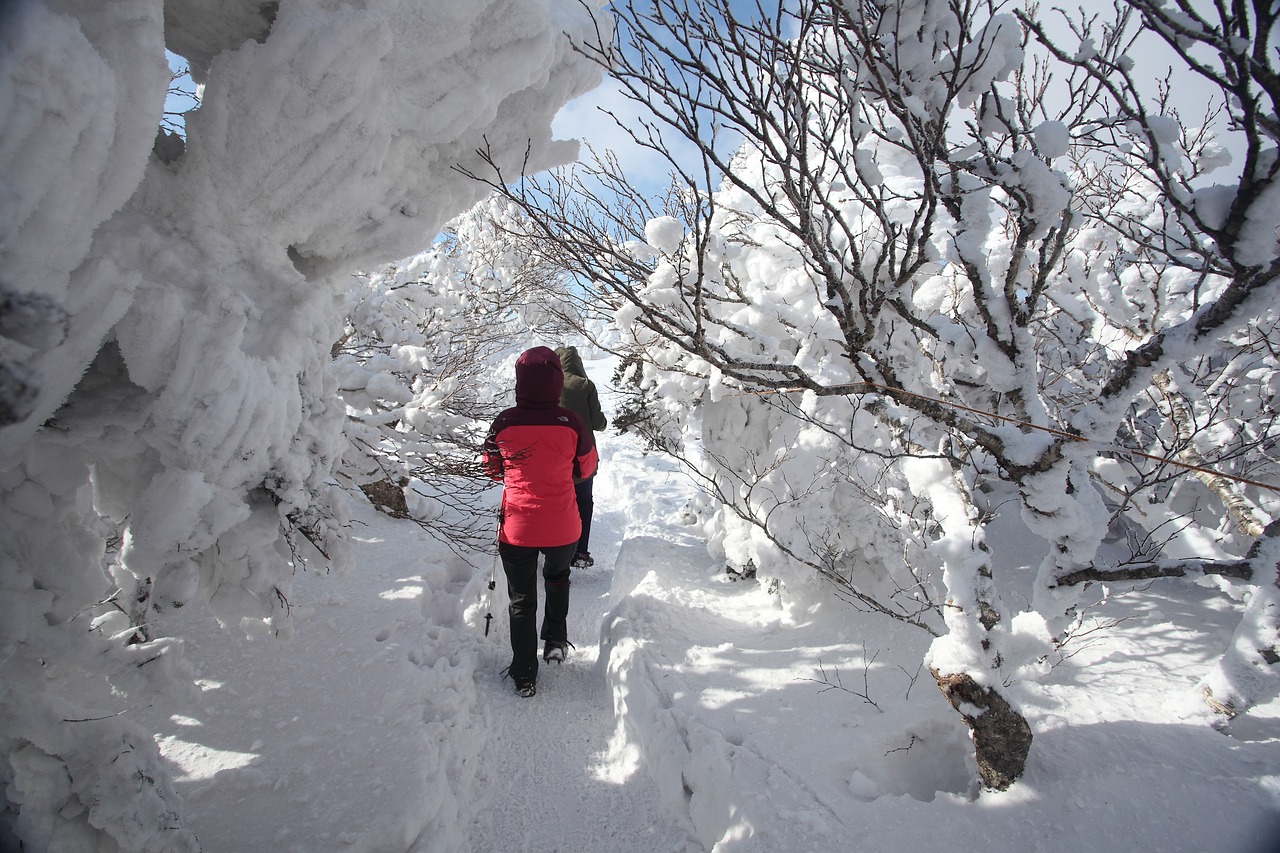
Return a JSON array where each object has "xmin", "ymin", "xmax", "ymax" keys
[{"xmin": 482, "ymin": 347, "xmax": 598, "ymax": 548}]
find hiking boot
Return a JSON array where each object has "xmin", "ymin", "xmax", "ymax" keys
[
  {"xmin": 514, "ymin": 678, "xmax": 537, "ymax": 698},
  {"xmin": 543, "ymin": 639, "xmax": 571, "ymax": 663},
  {"xmin": 572, "ymin": 552, "xmax": 594, "ymax": 568}
]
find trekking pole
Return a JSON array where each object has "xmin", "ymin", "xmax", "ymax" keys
[
  {"xmin": 483, "ymin": 554, "xmax": 497, "ymax": 636},
  {"xmin": 483, "ymin": 502, "xmax": 501, "ymax": 637}
]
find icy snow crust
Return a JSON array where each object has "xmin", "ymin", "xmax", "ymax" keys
[
  {"xmin": 1, "ymin": 0, "xmax": 603, "ymax": 848},
  {"xmin": 139, "ymin": 374, "xmax": 1280, "ymax": 852}
]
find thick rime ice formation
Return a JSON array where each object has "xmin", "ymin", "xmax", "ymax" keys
[{"xmin": 0, "ymin": 0, "xmax": 602, "ymax": 847}]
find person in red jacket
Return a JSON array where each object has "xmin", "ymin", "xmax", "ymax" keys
[{"xmin": 482, "ymin": 346, "xmax": 598, "ymax": 697}]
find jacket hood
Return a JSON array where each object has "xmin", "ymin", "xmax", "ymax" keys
[
  {"xmin": 515, "ymin": 346, "xmax": 564, "ymax": 407},
  {"xmin": 555, "ymin": 345, "xmax": 587, "ymax": 378}
]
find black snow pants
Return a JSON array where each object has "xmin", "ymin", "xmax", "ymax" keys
[
  {"xmin": 574, "ymin": 477, "xmax": 595, "ymax": 555},
  {"xmin": 499, "ymin": 541, "xmax": 575, "ymax": 683}
]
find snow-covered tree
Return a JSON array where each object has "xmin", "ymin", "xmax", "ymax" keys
[
  {"xmin": 469, "ymin": 0, "xmax": 1280, "ymax": 789},
  {"xmin": 335, "ymin": 195, "xmax": 583, "ymax": 552},
  {"xmin": 1017, "ymin": 0, "xmax": 1280, "ymax": 724},
  {"xmin": 0, "ymin": 0, "xmax": 603, "ymax": 846}
]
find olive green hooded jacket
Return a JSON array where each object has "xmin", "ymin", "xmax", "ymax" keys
[{"xmin": 555, "ymin": 346, "xmax": 607, "ymax": 437}]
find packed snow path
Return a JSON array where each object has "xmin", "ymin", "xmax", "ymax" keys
[{"xmin": 465, "ymin": 496, "xmax": 694, "ymax": 852}]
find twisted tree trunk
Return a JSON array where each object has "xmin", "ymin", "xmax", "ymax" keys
[{"xmin": 931, "ymin": 669, "xmax": 1034, "ymax": 790}]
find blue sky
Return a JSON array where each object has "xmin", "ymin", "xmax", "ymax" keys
[{"xmin": 163, "ymin": 2, "xmax": 1244, "ymax": 195}]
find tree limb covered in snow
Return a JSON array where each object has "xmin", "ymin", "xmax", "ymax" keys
[
  {"xmin": 467, "ymin": 0, "xmax": 1280, "ymax": 787},
  {"xmin": 1053, "ymin": 558, "xmax": 1253, "ymax": 587}
]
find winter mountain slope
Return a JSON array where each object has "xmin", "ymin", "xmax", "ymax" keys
[{"xmin": 140, "ymin": 356, "xmax": 1280, "ymax": 852}]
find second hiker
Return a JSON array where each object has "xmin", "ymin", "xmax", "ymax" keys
[{"xmin": 555, "ymin": 345, "xmax": 608, "ymax": 568}]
